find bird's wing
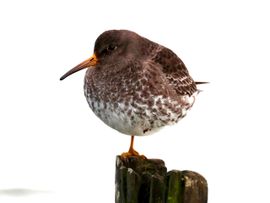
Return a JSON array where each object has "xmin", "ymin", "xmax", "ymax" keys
[{"xmin": 151, "ymin": 46, "xmax": 197, "ymax": 96}]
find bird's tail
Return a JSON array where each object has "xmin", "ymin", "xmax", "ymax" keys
[
  {"xmin": 195, "ymin": 81, "xmax": 209, "ymax": 85},
  {"xmin": 195, "ymin": 81, "xmax": 209, "ymax": 93}
]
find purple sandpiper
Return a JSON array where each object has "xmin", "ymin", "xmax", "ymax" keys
[{"xmin": 60, "ymin": 30, "xmax": 206, "ymax": 157}]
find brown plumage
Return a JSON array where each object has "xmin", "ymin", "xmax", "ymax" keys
[{"xmin": 60, "ymin": 30, "xmax": 206, "ymax": 157}]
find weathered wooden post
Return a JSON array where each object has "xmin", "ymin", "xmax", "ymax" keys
[{"xmin": 115, "ymin": 156, "xmax": 207, "ymax": 203}]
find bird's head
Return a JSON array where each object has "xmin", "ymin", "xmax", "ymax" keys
[{"xmin": 60, "ymin": 30, "xmax": 141, "ymax": 80}]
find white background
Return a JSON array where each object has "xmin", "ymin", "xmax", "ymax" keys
[{"xmin": 0, "ymin": 0, "xmax": 269, "ymax": 202}]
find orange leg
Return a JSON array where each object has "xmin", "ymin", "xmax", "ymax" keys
[
  {"xmin": 121, "ymin": 135, "xmax": 146, "ymax": 159},
  {"xmin": 128, "ymin": 135, "xmax": 139, "ymax": 155}
]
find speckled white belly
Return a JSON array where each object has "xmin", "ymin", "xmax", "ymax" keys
[{"xmin": 85, "ymin": 93, "xmax": 197, "ymax": 136}]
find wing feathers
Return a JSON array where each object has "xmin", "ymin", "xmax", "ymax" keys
[{"xmin": 151, "ymin": 46, "xmax": 197, "ymax": 96}]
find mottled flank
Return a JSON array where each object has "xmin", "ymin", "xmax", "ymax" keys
[{"xmin": 83, "ymin": 30, "xmax": 199, "ymax": 136}]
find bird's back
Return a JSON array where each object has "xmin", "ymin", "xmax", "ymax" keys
[{"xmin": 148, "ymin": 43, "xmax": 197, "ymax": 97}]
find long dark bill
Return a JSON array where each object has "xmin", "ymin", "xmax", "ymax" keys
[{"xmin": 60, "ymin": 53, "xmax": 97, "ymax": 81}]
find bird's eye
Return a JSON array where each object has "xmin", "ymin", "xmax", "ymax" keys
[
  {"xmin": 107, "ymin": 44, "xmax": 117, "ymax": 51},
  {"xmin": 100, "ymin": 44, "xmax": 117, "ymax": 56}
]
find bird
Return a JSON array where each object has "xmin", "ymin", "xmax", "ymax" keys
[{"xmin": 60, "ymin": 30, "xmax": 206, "ymax": 158}]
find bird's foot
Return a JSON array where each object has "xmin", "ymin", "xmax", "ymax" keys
[
  {"xmin": 120, "ymin": 148, "xmax": 147, "ymax": 160},
  {"xmin": 121, "ymin": 135, "xmax": 147, "ymax": 159}
]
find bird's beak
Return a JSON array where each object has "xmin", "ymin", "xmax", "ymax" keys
[{"xmin": 60, "ymin": 53, "xmax": 98, "ymax": 80}]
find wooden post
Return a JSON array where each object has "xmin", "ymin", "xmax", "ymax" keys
[{"xmin": 115, "ymin": 156, "xmax": 207, "ymax": 203}]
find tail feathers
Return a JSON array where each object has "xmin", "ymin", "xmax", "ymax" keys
[
  {"xmin": 195, "ymin": 81, "xmax": 209, "ymax": 85},
  {"xmin": 195, "ymin": 81, "xmax": 209, "ymax": 93}
]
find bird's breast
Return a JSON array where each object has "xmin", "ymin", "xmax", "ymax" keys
[
  {"xmin": 83, "ymin": 63, "xmax": 197, "ymax": 135},
  {"xmin": 84, "ymin": 83, "xmax": 196, "ymax": 135}
]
